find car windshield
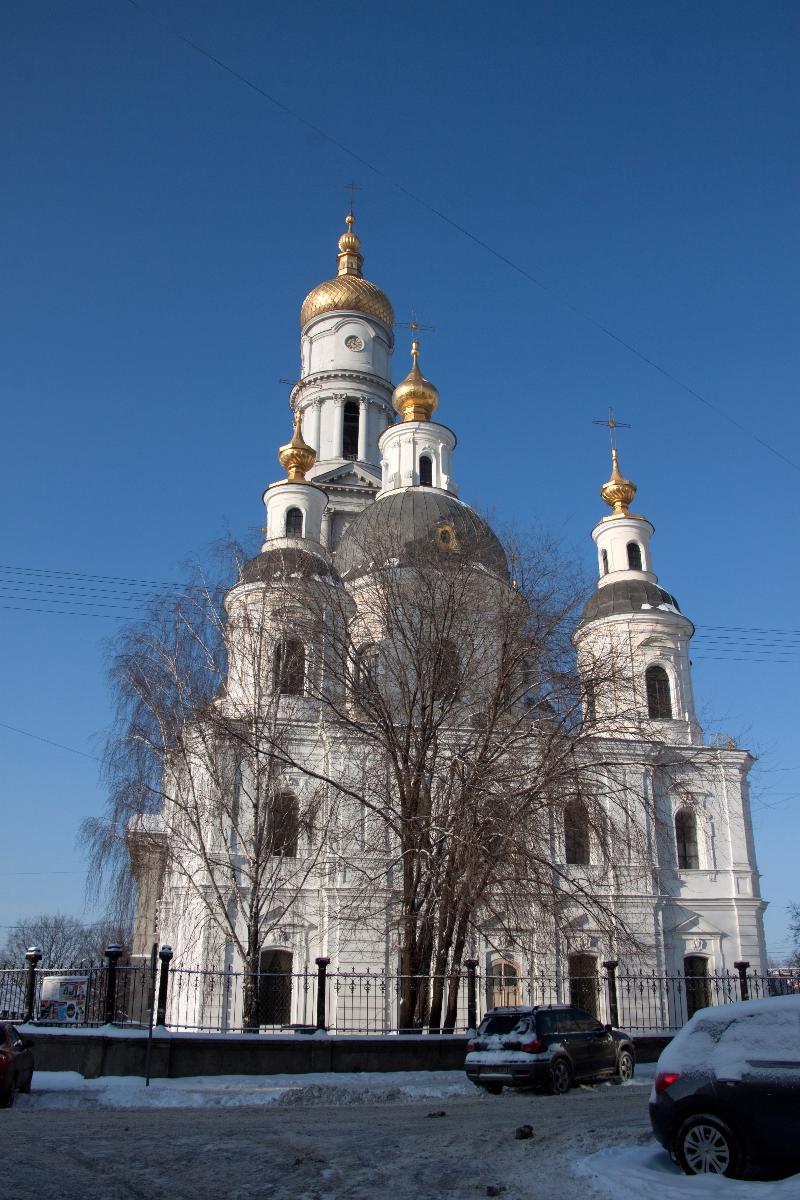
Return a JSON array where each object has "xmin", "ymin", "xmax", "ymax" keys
[{"xmin": 478, "ymin": 1013, "xmax": 531, "ymax": 1036}]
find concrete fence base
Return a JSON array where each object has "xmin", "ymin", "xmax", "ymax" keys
[{"xmin": 24, "ymin": 1029, "xmax": 671, "ymax": 1080}]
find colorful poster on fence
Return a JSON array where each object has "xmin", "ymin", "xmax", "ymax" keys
[{"xmin": 39, "ymin": 976, "xmax": 89, "ymax": 1023}]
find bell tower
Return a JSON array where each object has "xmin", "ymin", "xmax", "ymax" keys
[
  {"xmin": 288, "ymin": 212, "xmax": 396, "ymax": 549},
  {"xmin": 574, "ymin": 449, "xmax": 699, "ymax": 744}
]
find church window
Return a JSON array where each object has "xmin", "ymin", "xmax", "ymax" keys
[
  {"xmin": 601, "ymin": 549, "xmax": 609, "ymax": 576},
  {"xmin": 627, "ymin": 542, "xmax": 643, "ymax": 571},
  {"xmin": 268, "ymin": 791, "xmax": 299, "ymax": 857},
  {"xmin": 675, "ymin": 808, "xmax": 700, "ymax": 870},
  {"xmin": 419, "ymin": 454, "xmax": 433, "ymax": 487},
  {"xmin": 355, "ymin": 643, "xmax": 379, "ymax": 704},
  {"xmin": 584, "ymin": 680, "xmax": 596, "ymax": 723},
  {"xmin": 285, "ymin": 507, "xmax": 303, "ymax": 538},
  {"xmin": 432, "ymin": 638, "xmax": 459, "ymax": 700},
  {"xmin": 564, "ymin": 800, "xmax": 590, "ymax": 865},
  {"xmin": 342, "ymin": 400, "xmax": 359, "ymax": 459},
  {"xmin": 645, "ymin": 664, "xmax": 672, "ymax": 719},
  {"xmin": 273, "ymin": 638, "xmax": 305, "ymax": 696}
]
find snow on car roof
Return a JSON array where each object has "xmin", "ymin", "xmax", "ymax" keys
[{"xmin": 657, "ymin": 995, "xmax": 800, "ymax": 1081}]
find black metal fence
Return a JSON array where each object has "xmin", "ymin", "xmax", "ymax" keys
[{"xmin": 3, "ymin": 949, "xmax": 798, "ymax": 1036}]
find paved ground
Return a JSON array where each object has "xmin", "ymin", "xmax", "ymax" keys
[{"xmin": 0, "ymin": 1079, "xmax": 654, "ymax": 1200}]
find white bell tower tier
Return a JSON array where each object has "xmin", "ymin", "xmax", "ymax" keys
[
  {"xmin": 377, "ymin": 341, "xmax": 456, "ymax": 495},
  {"xmin": 261, "ymin": 412, "xmax": 328, "ymax": 551},
  {"xmin": 574, "ymin": 450, "xmax": 700, "ymax": 744}
]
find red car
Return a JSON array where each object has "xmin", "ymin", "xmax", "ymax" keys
[{"xmin": 0, "ymin": 1023, "xmax": 34, "ymax": 1107}]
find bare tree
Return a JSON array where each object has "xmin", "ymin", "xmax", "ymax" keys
[
  {"xmin": 1, "ymin": 913, "xmax": 129, "ymax": 966},
  {"xmin": 85, "ymin": 520, "xmax": 690, "ymax": 1032},
  {"xmin": 83, "ymin": 547, "xmax": 334, "ymax": 1029},
  {"xmin": 789, "ymin": 904, "xmax": 800, "ymax": 967}
]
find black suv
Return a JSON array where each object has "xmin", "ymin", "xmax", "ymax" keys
[
  {"xmin": 465, "ymin": 1004, "xmax": 635, "ymax": 1094},
  {"xmin": 650, "ymin": 995, "xmax": 800, "ymax": 1177}
]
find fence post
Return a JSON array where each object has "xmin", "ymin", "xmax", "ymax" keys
[
  {"xmin": 104, "ymin": 943, "xmax": 123, "ymax": 1024},
  {"xmin": 315, "ymin": 957, "xmax": 330, "ymax": 1030},
  {"xmin": 464, "ymin": 959, "xmax": 479, "ymax": 1032},
  {"xmin": 156, "ymin": 945, "xmax": 173, "ymax": 1026},
  {"xmin": 733, "ymin": 960, "xmax": 750, "ymax": 1002},
  {"xmin": 602, "ymin": 959, "xmax": 620, "ymax": 1028},
  {"xmin": 24, "ymin": 946, "xmax": 42, "ymax": 1021}
]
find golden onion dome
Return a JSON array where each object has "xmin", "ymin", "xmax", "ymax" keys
[
  {"xmin": 300, "ymin": 212, "xmax": 394, "ymax": 329},
  {"xmin": 392, "ymin": 340, "xmax": 439, "ymax": 422},
  {"xmin": 600, "ymin": 448, "xmax": 638, "ymax": 517},
  {"xmin": 278, "ymin": 409, "xmax": 316, "ymax": 482}
]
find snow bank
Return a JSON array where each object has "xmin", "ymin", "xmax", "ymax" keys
[
  {"xmin": 16, "ymin": 1069, "xmax": 475, "ymax": 1110},
  {"xmin": 577, "ymin": 1145, "xmax": 800, "ymax": 1198}
]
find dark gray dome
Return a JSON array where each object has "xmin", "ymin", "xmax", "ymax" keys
[
  {"xmin": 579, "ymin": 578, "xmax": 688, "ymax": 627},
  {"xmin": 335, "ymin": 489, "xmax": 508, "ymax": 580},
  {"xmin": 239, "ymin": 545, "xmax": 341, "ymax": 587}
]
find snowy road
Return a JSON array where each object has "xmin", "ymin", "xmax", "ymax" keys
[{"xmin": 1, "ymin": 1068, "xmax": 798, "ymax": 1199}]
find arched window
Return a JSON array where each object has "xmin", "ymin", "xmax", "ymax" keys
[
  {"xmin": 268, "ymin": 791, "xmax": 299, "ymax": 857},
  {"xmin": 568, "ymin": 953, "xmax": 599, "ymax": 1018},
  {"xmin": 584, "ymin": 680, "xmax": 596, "ymax": 723},
  {"xmin": 627, "ymin": 542, "xmax": 643, "ymax": 571},
  {"xmin": 419, "ymin": 454, "xmax": 433, "ymax": 487},
  {"xmin": 273, "ymin": 638, "xmax": 305, "ymax": 696},
  {"xmin": 284, "ymin": 507, "xmax": 303, "ymax": 538},
  {"xmin": 564, "ymin": 800, "xmax": 590, "ymax": 865},
  {"xmin": 600, "ymin": 549, "xmax": 609, "ymax": 576},
  {"xmin": 342, "ymin": 400, "xmax": 359, "ymax": 459},
  {"xmin": 675, "ymin": 808, "xmax": 699, "ymax": 870},
  {"xmin": 645, "ymin": 664, "xmax": 673, "ymax": 719},
  {"xmin": 432, "ymin": 638, "xmax": 459, "ymax": 700},
  {"xmin": 354, "ymin": 643, "xmax": 379, "ymax": 703}
]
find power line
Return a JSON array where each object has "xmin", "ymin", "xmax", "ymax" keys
[
  {"xmin": 0, "ymin": 721, "xmax": 100, "ymax": 761},
  {"xmin": 122, "ymin": 0, "xmax": 800, "ymax": 476}
]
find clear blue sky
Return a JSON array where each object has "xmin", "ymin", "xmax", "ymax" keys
[{"xmin": 2, "ymin": 1, "xmax": 798, "ymax": 961}]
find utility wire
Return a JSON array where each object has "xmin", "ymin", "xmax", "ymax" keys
[
  {"xmin": 0, "ymin": 721, "xmax": 100, "ymax": 761},
  {"xmin": 123, "ymin": 0, "xmax": 800, "ymax": 476}
]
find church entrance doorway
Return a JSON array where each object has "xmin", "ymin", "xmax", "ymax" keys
[
  {"xmin": 568, "ymin": 953, "xmax": 599, "ymax": 1017},
  {"xmin": 258, "ymin": 949, "xmax": 293, "ymax": 1027},
  {"xmin": 487, "ymin": 959, "xmax": 521, "ymax": 1008},
  {"xmin": 683, "ymin": 954, "xmax": 711, "ymax": 1019}
]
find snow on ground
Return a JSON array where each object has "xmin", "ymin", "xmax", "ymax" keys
[
  {"xmin": 577, "ymin": 1145, "xmax": 800, "ymax": 1199},
  {"xmin": 18, "ymin": 1068, "xmax": 478, "ymax": 1109}
]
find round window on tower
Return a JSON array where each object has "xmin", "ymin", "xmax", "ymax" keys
[{"xmin": 344, "ymin": 334, "xmax": 364, "ymax": 352}]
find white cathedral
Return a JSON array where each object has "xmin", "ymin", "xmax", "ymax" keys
[{"xmin": 131, "ymin": 213, "xmax": 768, "ymax": 1031}]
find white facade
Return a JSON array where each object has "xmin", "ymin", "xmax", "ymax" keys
[{"xmin": 131, "ymin": 217, "xmax": 768, "ymax": 1032}]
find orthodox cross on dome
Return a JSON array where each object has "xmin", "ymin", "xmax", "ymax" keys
[
  {"xmin": 396, "ymin": 309, "xmax": 436, "ymax": 338},
  {"xmin": 592, "ymin": 406, "xmax": 631, "ymax": 452},
  {"xmin": 344, "ymin": 180, "xmax": 359, "ymax": 219}
]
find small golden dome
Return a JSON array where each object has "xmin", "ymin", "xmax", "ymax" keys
[
  {"xmin": 278, "ymin": 409, "xmax": 316, "ymax": 482},
  {"xmin": 300, "ymin": 212, "xmax": 394, "ymax": 329},
  {"xmin": 600, "ymin": 448, "xmax": 637, "ymax": 517},
  {"xmin": 392, "ymin": 340, "xmax": 439, "ymax": 423}
]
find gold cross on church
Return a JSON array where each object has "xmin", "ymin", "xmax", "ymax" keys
[{"xmin": 592, "ymin": 406, "xmax": 631, "ymax": 451}]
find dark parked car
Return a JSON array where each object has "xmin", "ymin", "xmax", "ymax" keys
[
  {"xmin": 465, "ymin": 1004, "xmax": 635, "ymax": 1094},
  {"xmin": 0, "ymin": 1023, "xmax": 34, "ymax": 1107},
  {"xmin": 650, "ymin": 995, "xmax": 800, "ymax": 1177}
]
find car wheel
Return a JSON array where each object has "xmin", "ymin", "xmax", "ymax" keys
[
  {"xmin": 615, "ymin": 1049, "xmax": 635, "ymax": 1082},
  {"xmin": 549, "ymin": 1058, "xmax": 571, "ymax": 1095},
  {"xmin": 675, "ymin": 1113, "xmax": 743, "ymax": 1177}
]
